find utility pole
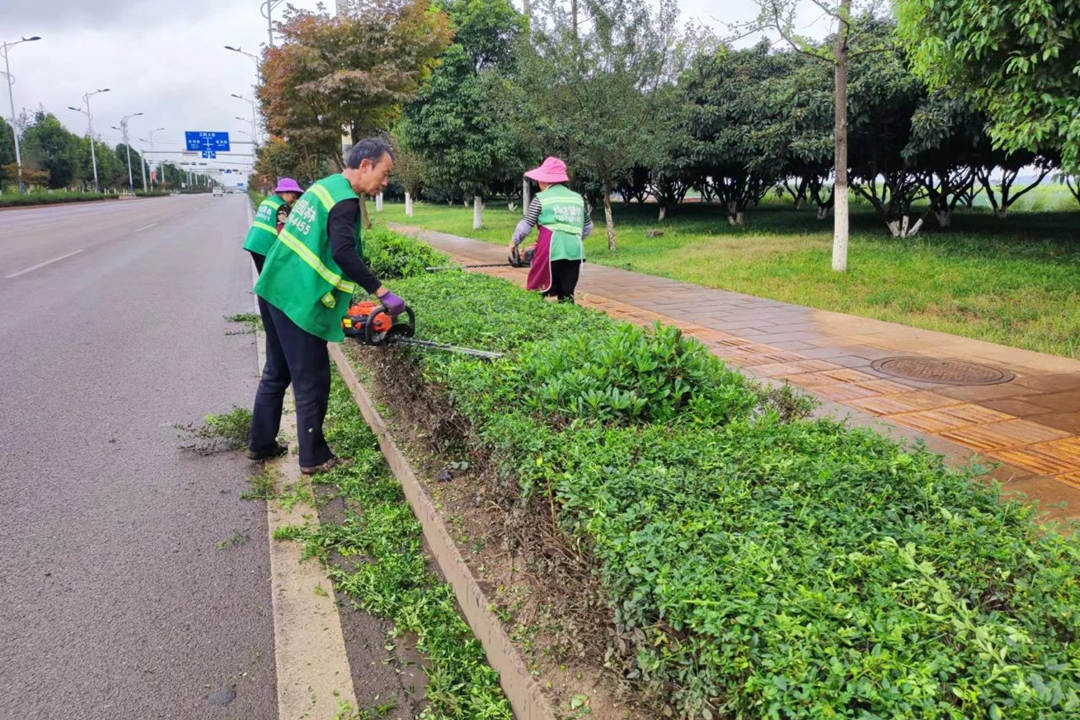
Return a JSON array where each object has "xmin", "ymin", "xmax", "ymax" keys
[
  {"xmin": 1, "ymin": 35, "xmax": 42, "ymax": 194},
  {"xmin": 69, "ymin": 88, "xmax": 110, "ymax": 192}
]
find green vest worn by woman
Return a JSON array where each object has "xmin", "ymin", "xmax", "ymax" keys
[
  {"xmin": 537, "ymin": 184, "xmax": 586, "ymax": 261},
  {"xmin": 254, "ymin": 174, "xmax": 362, "ymax": 342},
  {"xmin": 243, "ymin": 194, "xmax": 286, "ymax": 256}
]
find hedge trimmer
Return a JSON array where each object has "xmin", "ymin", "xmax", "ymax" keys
[
  {"xmin": 341, "ymin": 301, "xmax": 504, "ymax": 361},
  {"xmin": 425, "ymin": 246, "xmax": 533, "ymax": 272}
]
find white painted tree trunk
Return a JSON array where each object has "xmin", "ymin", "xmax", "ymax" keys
[
  {"xmin": 831, "ymin": 0, "xmax": 851, "ymax": 272},
  {"xmin": 727, "ymin": 211, "xmax": 744, "ymax": 226},
  {"xmin": 832, "ymin": 184, "xmax": 848, "ymax": 270},
  {"xmin": 473, "ymin": 195, "xmax": 483, "ymax": 230},
  {"xmin": 405, "ymin": 191, "xmax": 413, "ymax": 217},
  {"xmin": 886, "ymin": 215, "xmax": 925, "ymax": 238},
  {"xmin": 375, "ymin": 192, "xmax": 383, "ymax": 212},
  {"xmin": 522, "ymin": 178, "xmax": 531, "ymax": 216},
  {"xmin": 658, "ymin": 205, "xmax": 666, "ymax": 222},
  {"xmin": 934, "ymin": 209, "xmax": 952, "ymax": 227},
  {"xmin": 817, "ymin": 205, "xmax": 831, "ymax": 221}
]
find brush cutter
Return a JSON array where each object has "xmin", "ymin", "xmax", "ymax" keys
[
  {"xmin": 425, "ymin": 246, "xmax": 532, "ymax": 272},
  {"xmin": 341, "ymin": 301, "xmax": 504, "ymax": 361}
]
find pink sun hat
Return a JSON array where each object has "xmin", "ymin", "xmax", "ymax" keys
[
  {"xmin": 274, "ymin": 177, "xmax": 303, "ymax": 193},
  {"xmin": 524, "ymin": 156, "xmax": 569, "ymax": 184}
]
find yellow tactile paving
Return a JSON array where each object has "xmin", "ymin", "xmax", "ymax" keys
[{"xmin": 940, "ymin": 420, "xmax": 1072, "ymax": 452}]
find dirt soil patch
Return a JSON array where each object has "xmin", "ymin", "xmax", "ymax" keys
[{"xmin": 346, "ymin": 343, "xmax": 653, "ymax": 720}]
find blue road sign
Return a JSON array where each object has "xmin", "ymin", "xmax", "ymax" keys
[
  {"xmin": 201, "ymin": 149, "xmax": 216, "ymax": 159},
  {"xmin": 185, "ymin": 131, "xmax": 231, "ymax": 152}
]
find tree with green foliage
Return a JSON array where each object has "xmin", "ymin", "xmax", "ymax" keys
[
  {"xmin": 20, "ymin": 112, "xmax": 82, "ymax": 189},
  {"xmin": 681, "ymin": 42, "xmax": 790, "ymax": 225},
  {"xmin": 0, "ymin": 116, "xmax": 15, "ymax": 186},
  {"xmin": 896, "ymin": 0, "xmax": 1080, "ymax": 173},
  {"xmin": 519, "ymin": 0, "xmax": 684, "ymax": 250},
  {"xmin": 400, "ymin": 0, "xmax": 530, "ymax": 229},
  {"xmin": 259, "ymin": 0, "xmax": 453, "ymax": 172}
]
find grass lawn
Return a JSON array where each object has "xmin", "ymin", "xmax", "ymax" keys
[{"xmin": 373, "ymin": 198, "xmax": 1080, "ymax": 359}]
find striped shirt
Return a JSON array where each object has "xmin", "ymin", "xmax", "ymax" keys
[{"xmin": 512, "ymin": 196, "xmax": 594, "ymax": 246}]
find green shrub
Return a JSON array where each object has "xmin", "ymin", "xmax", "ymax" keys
[
  {"xmin": 363, "ymin": 227, "xmax": 447, "ymax": 280},
  {"xmin": 348, "ymin": 232, "xmax": 1080, "ymax": 719},
  {"xmin": 518, "ymin": 323, "xmax": 759, "ymax": 425}
]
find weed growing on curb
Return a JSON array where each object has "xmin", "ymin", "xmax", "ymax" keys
[{"xmin": 276, "ymin": 375, "xmax": 512, "ymax": 719}]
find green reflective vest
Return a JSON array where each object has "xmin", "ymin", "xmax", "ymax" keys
[
  {"xmin": 243, "ymin": 194, "xmax": 286, "ymax": 256},
  {"xmin": 254, "ymin": 174, "xmax": 363, "ymax": 342},
  {"xmin": 537, "ymin": 184, "xmax": 586, "ymax": 261}
]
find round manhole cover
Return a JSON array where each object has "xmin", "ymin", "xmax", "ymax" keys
[{"xmin": 870, "ymin": 356, "xmax": 1014, "ymax": 386}]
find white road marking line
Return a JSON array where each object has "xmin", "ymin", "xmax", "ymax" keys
[
  {"xmin": 5, "ymin": 249, "xmax": 84, "ymax": 279},
  {"xmin": 134, "ymin": 223, "xmax": 158, "ymax": 232}
]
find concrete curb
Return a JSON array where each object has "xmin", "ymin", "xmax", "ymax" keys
[{"xmin": 329, "ymin": 343, "xmax": 558, "ymax": 720}]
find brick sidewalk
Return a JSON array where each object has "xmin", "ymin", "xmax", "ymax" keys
[{"xmin": 391, "ymin": 223, "xmax": 1080, "ymax": 520}]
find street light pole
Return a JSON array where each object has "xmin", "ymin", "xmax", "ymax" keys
[
  {"xmin": 231, "ymin": 93, "xmax": 258, "ymax": 146},
  {"xmin": 136, "ymin": 137, "xmax": 150, "ymax": 191},
  {"xmin": 146, "ymin": 127, "xmax": 164, "ymax": 188},
  {"xmin": 260, "ymin": 0, "xmax": 286, "ymax": 47},
  {"xmin": 70, "ymin": 88, "xmax": 110, "ymax": 192},
  {"xmin": 113, "ymin": 112, "xmax": 143, "ymax": 191},
  {"xmin": 225, "ymin": 47, "xmax": 261, "ymax": 148},
  {"xmin": 1, "ymin": 35, "xmax": 42, "ymax": 194}
]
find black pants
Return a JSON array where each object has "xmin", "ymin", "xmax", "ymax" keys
[
  {"xmin": 543, "ymin": 259, "xmax": 581, "ymax": 302},
  {"xmin": 249, "ymin": 250, "xmax": 266, "ymax": 274},
  {"xmin": 248, "ymin": 299, "xmax": 334, "ymax": 468}
]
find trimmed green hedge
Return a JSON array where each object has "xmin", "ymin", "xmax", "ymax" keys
[
  {"xmin": 354, "ymin": 234, "xmax": 1080, "ymax": 719},
  {"xmin": 0, "ymin": 190, "xmax": 117, "ymax": 207}
]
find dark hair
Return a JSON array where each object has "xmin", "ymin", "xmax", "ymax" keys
[{"xmin": 345, "ymin": 137, "xmax": 394, "ymax": 169}]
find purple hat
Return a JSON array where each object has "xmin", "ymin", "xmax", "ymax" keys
[
  {"xmin": 274, "ymin": 177, "xmax": 303, "ymax": 193},
  {"xmin": 524, "ymin": 156, "xmax": 569, "ymax": 184}
]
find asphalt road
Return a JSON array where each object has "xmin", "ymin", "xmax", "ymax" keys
[{"xmin": 0, "ymin": 195, "xmax": 277, "ymax": 719}]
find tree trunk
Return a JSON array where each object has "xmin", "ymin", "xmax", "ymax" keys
[
  {"xmin": 934, "ymin": 209, "xmax": 952, "ymax": 227},
  {"xmin": 817, "ymin": 205, "xmax": 831, "ymax": 220},
  {"xmin": 658, "ymin": 205, "xmax": 666, "ymax": 222},
  {"xmin": 375, "ymin": 192, "xmax": 383, "ymax": 212},
  {"xmin": 603, "ymin": 176, "xmax": 616, "ymax": 251},
  {"xmin": 522, "ymin": 178, "xmax": 530, "ymax": 216},
  {"xmin": 405, "ymin": 191, "xmax": 413, "ymax": 217},
  {"xmin": 473, "ymin": 195, "xmax": 483, "ymax": 230},
  {"xmin": 359, "ymin": 195, "xmax": 372, "ymax": 229},
  {"xmin": 832, "ymin": 0, "xmax": 851, "ymax": 272},
  {"xmin": 994, "ymin": 208, "xmax": 1008, "ymax": 219}
]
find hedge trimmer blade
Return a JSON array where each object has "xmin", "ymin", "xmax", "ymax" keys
[{"xmin": 342, "ymin": 302, "xmax": 503, "ymax": 361}]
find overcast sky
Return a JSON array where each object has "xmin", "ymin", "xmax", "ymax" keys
[{"xmin": 0, "ymin": 1, "xmax": 817, "ymax": 173}]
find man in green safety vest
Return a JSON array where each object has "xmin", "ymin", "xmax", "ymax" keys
[
  {"xmin": 247, "ymin": 138, "xmax": 406, "ymax": 474},
  {"xmin": 509, "ymin": 156, "xmax": 592, "ymax": 303},
  {"xmin": 243, "ymin": 177, "xmax": 303, "ymax": 273}
]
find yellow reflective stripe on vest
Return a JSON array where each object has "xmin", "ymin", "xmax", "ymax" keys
[
  {"xmin": 277, "ymin": 228, "xmax": 357, "ymax": 294},
  {"xmin": 252, "ymin": 221, "xmax": 278, "ymax": 235},
  {"xmin": 309, "ymin": 183, "xmax": 335, "ymax": 211}
]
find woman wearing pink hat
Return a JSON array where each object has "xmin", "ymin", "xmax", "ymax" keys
[
  {"xmin": 243, "ymin": 177, "xmax": 304, "ymax": 273},
  {"xmin": 510, "ymin": 156, "xmax": 592, "ymax": 303}
]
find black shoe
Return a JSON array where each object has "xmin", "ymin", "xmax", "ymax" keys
[
  {"xmin": 300, "ymin": 455, "xmax": 346, "ymax": 475},
  {"xmin": 246, "ymin": 442, "xmax": 288, "ymax": 461}
]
